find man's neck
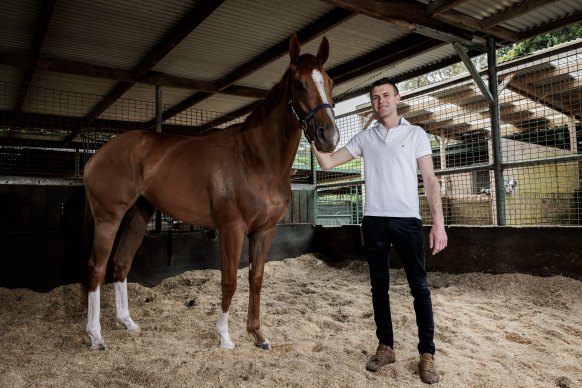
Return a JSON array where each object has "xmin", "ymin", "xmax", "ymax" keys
[{"xmin": 378, "ymin": 115, "xmax": 401, "ymax": 130}]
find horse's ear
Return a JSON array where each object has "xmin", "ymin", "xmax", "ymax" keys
[
  {"xmin": 289, "ymin": 33, "xmax": 300, "ymax": 63},
  {"xmin": 316, "ymin": 36, "xmax": 329, "ymax": 66}
]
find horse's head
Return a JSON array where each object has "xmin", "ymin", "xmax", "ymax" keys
[{"xmin": 288, "ymin": 34, "xmax": 339, "ymax": 153}]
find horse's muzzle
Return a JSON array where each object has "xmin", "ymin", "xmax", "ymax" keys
[{"xmin": 313, "ymin": 123, "xmax": 339, "ymax": 153}]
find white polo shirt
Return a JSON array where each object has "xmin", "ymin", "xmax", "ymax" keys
[{"xmin": 344, "ymin": 117, "xmax": 432, "ymax": 219}]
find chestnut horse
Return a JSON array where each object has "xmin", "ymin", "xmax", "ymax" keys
[{"xmin": 83, "ymin": 34, "xmax": 339, "ymax": 351}]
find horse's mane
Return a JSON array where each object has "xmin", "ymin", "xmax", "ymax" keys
[
  {"xmin": 242, "ymin": 54, "xmax": 320, "ymax": 131},
  {"xmin": 242, "ymin": 70, "xmax": 291, "ymax": 131}
]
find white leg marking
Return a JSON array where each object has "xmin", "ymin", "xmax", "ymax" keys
[
  {"xmin": 216, "ymin": 309, "xmax": 235, "ymax": 349},
  {"xmin": 114, "ymin": 279, "xmax": 140, "ymax": 332},
  {"xmin": 86, "ymin": 286, "xmax": 105, "ymax": 350},
  {"xmin": 311, "ymin": 69, "xmax": 339, "ymax": 144}
]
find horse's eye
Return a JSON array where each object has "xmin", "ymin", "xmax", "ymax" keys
[{"xmin": 294, "ymin": 81, "xmax": 305, "ymax": 91}]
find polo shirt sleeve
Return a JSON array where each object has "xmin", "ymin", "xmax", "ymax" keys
[
  {"xmin": 414, "ymin": 127, "xmax": 433, "ymax": 159},
  {"xmin": 345, "ymin": 131, "xmax": 364, "ymax": 158}
]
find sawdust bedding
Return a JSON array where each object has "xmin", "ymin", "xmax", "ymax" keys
[{"xmin": 1, "ymin": 254, "xmax": 581, "ymax": 387}]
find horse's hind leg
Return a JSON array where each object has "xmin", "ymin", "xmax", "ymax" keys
[
  {"xmin": 111, "ymin": 200, "xmax": 153, "ymax": 332},
  {"xmin": 247, "ymin": 226, "xmax": 276, "ymax": 350},
  {"xmin": 216, "ymin": 222, "xmax": 245, "ymax": 349}
]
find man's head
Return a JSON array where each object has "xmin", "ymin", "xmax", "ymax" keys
[
  {"xmin": 369, "ymin": 78, "xmax": 400, "ymax": 122},
  {"xmin": 370, "ymin": 78, "xmax": 399, "ymax": 98}
]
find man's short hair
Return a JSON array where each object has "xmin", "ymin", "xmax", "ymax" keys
[{"xmin": 369, "ymin": 78, "xmax": 399, "ymax": 97}]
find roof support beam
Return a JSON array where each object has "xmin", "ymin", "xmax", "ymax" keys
[
  {"xmin": 194, "ymin": 102, "xmax": 261, "ymax": 135},
  {"xmin": 215, "ymin": 9, "xmax": 355, "ymax": 91},
  {"xmin": 329, "ymin": 35, "xmax": 444, "ymax": 84},
  {"xmin": 482, "ymin": 0, "xmax": 557, "ymax": 29},
  {"xmin": 426, "ymin": 0, "xmax": 470, "ymax": 16},
  {"xmin": 14, "ymin": 0, "xmax": 56, "ymax": 115},
  {"xmin": 433, "ymin": 11, "xmax": 518, "ymax": 43},
  {"xmin": 452, "ymin": 43, "xmax": 494, "ymax": 104},
  {"xmin": 335, "ymin": 48, "xmax": 483, "ymax": 102},
  {"xmin": 79, "ymin": 1, "xmax": 225, "ymax": 132},
  {"xmin": 60, "ymin": 82, "xmax": 134, "ymax": 145},
  {"xmin": 324, "ymin": 0, "xmax": 475, "ymax": 40},
  {"xmin": 0, "ymin": 111, "xmax": 208, "ymax": 140},
  {"xmin": 153, "ymin": 8, "xmax": 355, "ymax": 128},
  {"xmin": 133, "ymin": 1, "xmax": 226, "ymax": 79},
  {"xmin": 517, "ymin": 10, "xmax": 582, "ymax": 41},
  {"xmin": 0, "ymin": 50, "xmax": 268, "ymax": 98},
  {"xmin": 325, "ymin": 0, "xmax": 518, "ymax": 43}
]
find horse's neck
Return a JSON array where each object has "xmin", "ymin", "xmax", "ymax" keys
[{"xmin": 245, "ymin": 102, "xmax": 302, "ymax": 179}]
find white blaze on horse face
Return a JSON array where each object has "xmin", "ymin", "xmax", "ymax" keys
[
  {"xmin": 86, "ymin": 286, "xmax": 104, "ymax": 350},
  {"xmin": 311, "ymin": 69, "xmax": 339, "ymax": 144},
  {"xmin": 216, "ymin": 309, "xmax": 235, "ymax": 349},
  {"xmin": 114, "ymin": 279, "xmax": 140, "ymax": 332}
]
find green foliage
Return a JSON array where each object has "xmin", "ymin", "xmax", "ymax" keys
[
  {"xmin": 400, "ymin": 24, "xmax": 581, "ymax": 92},
  {"xmin": 498, "ymin": 24, "xmax": 582, "ymax": 63}
]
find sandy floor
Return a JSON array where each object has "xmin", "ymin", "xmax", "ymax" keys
[{"xmin": 1, "ymin": 254, "xmax": 581, "ymax": 387}]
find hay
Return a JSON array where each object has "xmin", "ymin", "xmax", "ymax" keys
[{"xmin": 1, "ymin": 254, "xmax": 581, "ymax": 387}]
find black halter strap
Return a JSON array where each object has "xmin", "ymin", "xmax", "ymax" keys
[{"xmin": 288, "ymin": 99, "xmax": 334, "ymax": 142}]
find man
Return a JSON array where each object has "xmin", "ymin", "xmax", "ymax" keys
[{"xmin": 311, "ymin": 78, "xmax": 447, "ymax": 384}]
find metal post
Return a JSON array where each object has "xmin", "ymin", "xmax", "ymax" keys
[
  {"xmin": 155, "ymin": 84, "xmax": 162, "ymax": 133},
  {"xmin": 487, "ymin": 37, "xmax": 506, "ymax": 225},
  {"xmin": 155, "ymin": 84, "xmax": 163, "ymax": 232},
  {"xmin": 311, "ymin": 146, "xmax": 318, "ymax": 224}
]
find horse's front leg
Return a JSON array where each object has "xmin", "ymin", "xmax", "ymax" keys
[
  {"xmin": 86, "ymin": 219, "xmax": 120, "ymax": 351},
  {"xmin": 216, "ymin": 223, "xmax": 245, "ymax": 349},
  {"xmin": 247, "ymin": 227, "xmax": 277, "ymax": 350}
]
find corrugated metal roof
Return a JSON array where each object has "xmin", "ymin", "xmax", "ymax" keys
[
  {"xmin": 0, "ymin": 0, "xmax": 580, "ymax": 136},
  {"xmin": 239, "ymin": 14, "xmax": 410, "ymax": 90},
  {"xmin": 41, "ymin": 0, "xmax": 197, "ymax": 69},
  {"xmin": 0, "ymin": 0, "xmax": 39, "ymax": 51},
  {"xmin": 156, "ymin": 0, "xmax": 334, "ymax": 81},
  {"xmin": 499, "ymin": 1, "xmax": 581, "ymax": 33}
]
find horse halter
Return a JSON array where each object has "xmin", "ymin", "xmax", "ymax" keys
[{"xmin": 288, "ymin": 99, "xmax": 334, "ymax": 142}]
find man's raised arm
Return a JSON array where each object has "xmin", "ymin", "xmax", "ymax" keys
[{"xmin": 310, "ymin": 143, "xmax": 354, "ymax": 170}]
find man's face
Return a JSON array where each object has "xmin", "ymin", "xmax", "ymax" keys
[{"xmin": 371, "ymin": 84, "xmax": 400, "ymax": 120}]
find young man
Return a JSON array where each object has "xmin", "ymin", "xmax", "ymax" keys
[{"xmin": 311, "ymin": 78, "xmax": 447, "ymax": 384}]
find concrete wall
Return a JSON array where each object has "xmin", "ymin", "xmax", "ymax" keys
[
  {"xmin": 315, "ymin": 225, "xmax": 582, "ymax": 280},
  {"xmin": 2, "ymin": 223, "xmax": 581, "ymax": 291},
  {"xmin": 0, "ymin": 224, "xmax": 316, "ymax": 292},
  {"xmin": 2, "ymin": 182, "xmax": 581, "ymax": 291}
]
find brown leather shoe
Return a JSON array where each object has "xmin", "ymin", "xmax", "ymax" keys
[
  {"xmin": 366, "ymin": 345, "xmax": 396, "ymax": 372},
  {"xmin": 419, "ymin": 353, "xmax": 440, "ymax": 384}
]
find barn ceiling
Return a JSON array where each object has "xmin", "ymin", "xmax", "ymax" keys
[{"xmin": 0, "ymin": 0, "xmax": 581, "ymax": 141}]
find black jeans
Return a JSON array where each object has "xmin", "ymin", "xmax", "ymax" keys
[{"xmin": 361, "ymin": 216, "xmax": 435, "ymax": 355}]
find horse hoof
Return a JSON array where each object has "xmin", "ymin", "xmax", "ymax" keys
[
  {"xmin": 85, "ymin": 334, "xmax": 106, "ymax": 351},
  {"xmin": 255, "ymin": 339, "xmax": 271, "ymax": 350},
  {"xmin": 90, "ymin": 343, "xmax": 106, "ymax": 351},
  {"xmin": 219, "ymin": 340, "xmax": 235, "ymax": 350},
  {"xmin": 116, "ymin": 319, "xmax": 140, "ymax": 332}
]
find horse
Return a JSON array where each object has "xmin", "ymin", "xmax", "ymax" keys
[{"xmin": 83, "ymin": 34, "xmax": 339, "ymax": 351}]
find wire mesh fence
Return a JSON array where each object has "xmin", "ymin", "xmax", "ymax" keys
[
  {"xmin": 317, "ymin": 42, "xmax": 581, "ymax": 226},
  {"xmin": 1, "ymin": 41, "xmax": 580, "ymax": 229},
  {"xmin": 0, "ymin": 81, "xmax": 244, "ymax": 232}
]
